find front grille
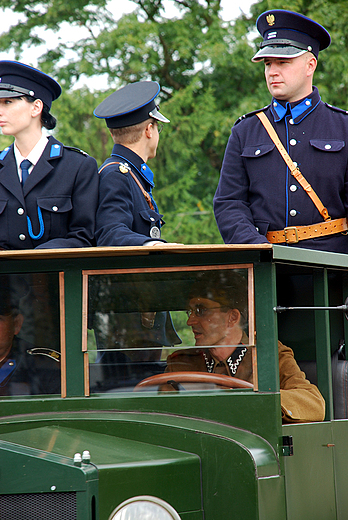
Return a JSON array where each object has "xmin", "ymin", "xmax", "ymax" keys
[{"xmin": 0, "ymin": 492, "xmax": 77, "ymax": 520}]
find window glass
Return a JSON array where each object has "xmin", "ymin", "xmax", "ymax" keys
[
  {"xmin": 86, "ymin": 266, "xmax": 255, "ymax": 393},
  {"xmin": 0, "ymin": 273, "xmax": 60, "ymax": 397}
]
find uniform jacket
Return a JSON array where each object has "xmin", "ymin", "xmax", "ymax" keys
[
  {"xmin": 95, "ymin": 144, "xmax": 165, "ymax": 246},
  {"xmin": 0, "ymin": 136, "xmax": 98, "ymax": 249},
  {"xmin": 166, "ymin": 339, "xmax": 325, "ymax": 423},
  {"xmin": 0, "ymin": 337, "xmax": 60, "ymax": 396},
  {"xmin": 214, "ymin": 87, "xmax": 348, "ymax": 253}
]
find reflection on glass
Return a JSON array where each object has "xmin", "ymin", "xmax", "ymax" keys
[
  {"xmin": 0, "ymin": 273, "xmax": 60, "ymax": 397},
  {"xmin": 87, "ymin": 268, "xmax": 254, "ymax": 393}
]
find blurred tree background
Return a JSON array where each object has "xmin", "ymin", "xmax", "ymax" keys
[{"xmin": 0, "ymin": 0, "xmax": 347, "ymax": 243}]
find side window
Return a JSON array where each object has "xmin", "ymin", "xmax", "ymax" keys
[
  {"xmin": 0, "ymin": 273, "xmax": 60, "ymax": 397},
  {"xmin": 276, "ymin": 267, "xmax": 348, "ymax": 420},
  {"xmin": 84, "ymin": 265, "xmax": 256, "ymax": 394}
]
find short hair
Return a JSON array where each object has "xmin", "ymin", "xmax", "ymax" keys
[
  {"xmin": 109, "ymin": 118, "xmax": 154, "ymax": 145},
  {"xmin": 189, "ymin": 270, "xmax": 248, "ymax": 325}
]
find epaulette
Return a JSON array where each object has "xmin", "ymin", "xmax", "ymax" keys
[
  {"xmin": 325, "ymin": 103, "xmax": 348, "ymax": 115},
  {"xmin": 234, "ymin": 105, "xmax": 270, "ymax": 126},
  {"xmin": 64, "ymin": 145, "xmax": 89, "ymax": 156},
  {"xmin": 27, "ymin": 347, "xmax": 61, "ymax": 362},
  {"xmin": 98, "ymin": 161, "xmax": 129, "ymax": 175}
]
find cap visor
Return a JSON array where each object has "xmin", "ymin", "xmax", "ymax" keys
[
  {"xmin": 252, "ymin": 46, "xmax": 307, "ymax": 62},
  {"xmin": 149, "ymin": 107, "xmax": 170, "ymax": 123},
  {"xmin": 0, "ymin": 90, "xmax": 23, "ymax": 98}
]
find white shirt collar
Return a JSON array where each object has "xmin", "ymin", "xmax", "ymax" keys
[{"xmin": 14, "ymin": 133, "xmax": 49, "ymax": 181}]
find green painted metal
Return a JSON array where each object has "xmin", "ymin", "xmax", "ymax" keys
[
  {"xmin": 271, "ymin": 244, "xmax": 348, "ymax": 268},
  {"xmin": 254, "ymin": 261, "xmax": 280, "ymax": 393},
  {"xmin": 314, "ymin": 269, "xmax": 334, "ymax": 420},
  {"xmin": 0, "ymin": 392, "xmax": 282, "ymax": 450},
  {"xmin": 0, "ymin": 244, "xmax": 347, "ymax": 519},
  {"xmin": 0, "ymin": 424, "xmax": 202, "ymax": 519},
  {"xmin": 331, "ymin": 420, "xmax": 348, "ymax": 519},
  {"xmin": 0, "ymin": 410, "xmax": 285, "ymax": 520},
  {"xmin": 283, "ymin": 422, "xmax": 342, "ymax": 520},
  {"xmin": 0, "ymin": 437, "xmax": 99, "ymax": 520},
  {"xmin": 64, "ymin": 268, "xmax": 85, "ymax": 397}
]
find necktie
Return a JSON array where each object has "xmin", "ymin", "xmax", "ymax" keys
[{"xmin": 21, "ymin": 159, "xmax": 32, "ymax": 185}]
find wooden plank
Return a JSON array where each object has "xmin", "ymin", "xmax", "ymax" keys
[{"xmin": 0, "ymin": 243, "xmax": 273, "ymax": 260}]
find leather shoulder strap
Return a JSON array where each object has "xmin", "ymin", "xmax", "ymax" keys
[{"xmin": 256, "ymin": 111, "xmax": 331, "ymax": 221}]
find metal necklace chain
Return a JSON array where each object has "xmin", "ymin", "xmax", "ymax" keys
[{"xmin": 203, "ymin": 347, "xmax": 247, "ymax": 376}]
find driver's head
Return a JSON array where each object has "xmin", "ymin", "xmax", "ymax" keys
[{"xmin": 186, "ymin": 271, "xmax": 247, "ymax": 347}]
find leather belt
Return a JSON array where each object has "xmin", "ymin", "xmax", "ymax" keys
[{"xmin": 266, "ymin": 217, "xmax": 348, "ymax": 244}]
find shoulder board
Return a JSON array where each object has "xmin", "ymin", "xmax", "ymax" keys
[
  {"xmin": 98, "ymin": 161, "xmax": 129, "ymax": 175},
  {"xmin": 324, "ymin": 103, "xmax": 348, "ymax": 115},
  {"xmin": 27, "ymin": 347, "xmax": 60, "ymax": 362},
  {"xmin": 0, "ymin": 146, "xmax": 11, "ymax": 160},
  {"xmin": 234, "ymin": 105, "xmax": 269, "ymax": 126},
  {"xmin": 64, "ymin": 145, "xmax": 89, "ymax": 156}
]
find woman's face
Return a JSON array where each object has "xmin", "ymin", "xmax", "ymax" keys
[{"xmin": 0, "ymin": 97, "xmax": 41, "ymax": 137}]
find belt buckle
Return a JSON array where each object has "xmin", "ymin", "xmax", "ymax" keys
[{"xmin": 284, "ymin": 226, "xmax": 299, "ymax": 244}]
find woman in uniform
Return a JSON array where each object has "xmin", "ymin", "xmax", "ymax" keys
[{"xmin": 0, "ymin": 60, "xmax": 98, "ymax": 249}]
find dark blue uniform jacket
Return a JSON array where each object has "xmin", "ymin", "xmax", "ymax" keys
[
  {"xmin": 0, "ymin": 337, "xmax": 60, "ymax": 396},
  {"xmin": 0, "ymin": 136, "xmax": 98, "ymax": 250},
  {"xmin": 95, "ymin": 144, "xmax": 165, "ymax": 246},
  {"xmin": 213, "ymin": 87, "xmax": 348, "ymax": 253}
]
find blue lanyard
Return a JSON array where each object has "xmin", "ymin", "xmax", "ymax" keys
[{"xmin": 27, "ymin": 206, "xmax": 44, "ymax": 240}]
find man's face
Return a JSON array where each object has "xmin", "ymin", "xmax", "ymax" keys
[
  {"xmin": 147, "ymin": 121, "xmax": 160, "ymax": 160},
  {"xmin": 0, "ymin": 312, "xmax": 23, "ymax": 360},
  {"xmin": 186, "ymin": 297, "xmax": 235, "ymax": 347},
  {"xmin": 264, "ymin": 53, "xmax": 316, "ymax": 103}
]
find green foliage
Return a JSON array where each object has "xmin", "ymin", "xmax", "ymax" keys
[{"xmin": 0, "ymin": 0, "xmax": 347, "ymax": 244}]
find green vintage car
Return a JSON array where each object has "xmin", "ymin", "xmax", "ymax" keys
[{"xmin": 0, "ymin": 243, "xmax": 347, "ymax": 520}]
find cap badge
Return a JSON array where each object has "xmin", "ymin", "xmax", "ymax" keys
[{"xmin": 266, "ymin": 14, "xmax": 275, "ymax": 26}]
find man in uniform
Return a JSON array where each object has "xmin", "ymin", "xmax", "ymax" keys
[
  {"xmin": 166, "ymin": 270, "xmax": 325, "ymax": 423},
  {"xmin": 94, "ymin": 81, "xmax": 170, "ymax": 246},
  {"xmin": 213, "ymin": 10, "xmax": 348, "ymax": 253},
  {"xmin": 92, "ymin": 83, "xmax": 180, "ymax": 375}
]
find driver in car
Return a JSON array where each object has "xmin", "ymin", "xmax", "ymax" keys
[{"xmin": 166, "ymin": 271, "xmax": 325, "ymax": 423}]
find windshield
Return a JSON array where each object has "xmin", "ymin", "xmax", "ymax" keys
[{"xmin": 84, "ymin": 265, "xmax": 256, "ymax": 394}]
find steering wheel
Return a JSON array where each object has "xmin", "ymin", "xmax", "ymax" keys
[{"xmin": 133, "ymin": 371, "xmax": 253, "ymax": 391}]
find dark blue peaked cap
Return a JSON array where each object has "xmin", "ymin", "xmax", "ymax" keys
[
  {"xmin": 94, "ymin": 81, "xmax": 170, "ymax": 128},
  {"xmin": 252, "ymin": 10, "xmax": 331, "ymax": 62},
  {"xmin": 0, "ymin": 61, "xmax": 61, "ymax": 109}
]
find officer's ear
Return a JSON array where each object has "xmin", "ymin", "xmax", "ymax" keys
[
  {"xmin": 31, "ymin": 98, "xmax": 44, "ymax": 119},
  {"xmin": 306, "ymin": 54, "xmax": 317, "ymax": 76},
  {"xmin": 144, "ymin": 120, "xmax": 156, "ymax": 139}
]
